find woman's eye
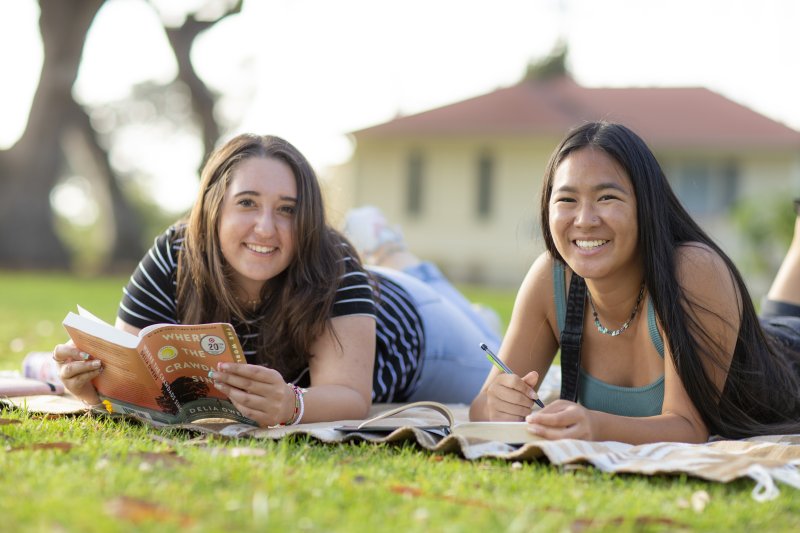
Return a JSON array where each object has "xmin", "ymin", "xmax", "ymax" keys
[
  {"xmin": 553, "ymin": 196, "xmax": 576, "ymax": 203},
  {"xmin": 279, "ymin": 204, "xmax": 296, "ymax": 215},
  {"xmin": 598, "ymin": 194, "xmax": 619, "ymax": 202},
  {"xmin": 237, "ymin": 198, "xmax": 256, "ymax": 208}
]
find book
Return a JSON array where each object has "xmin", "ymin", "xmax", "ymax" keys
[
  {"xmin": 62, "ymin": 306, "xmax": 256, "ymax": 426},
  {"xmin": 336, "ymin": 401, "xmax": 542, "ymax": 444}
]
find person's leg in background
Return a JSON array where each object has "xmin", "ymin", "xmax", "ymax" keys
[
  {"xmin": 763, "ymin": 201, "xmax": 800, "ymax": 318},
  {"xmin": 344, "ymin": 206, "xmax": 502, "ymax": 344},
  {"xmin": 372, "ymin": 267, "xmax": 494, "ymax": 404}
]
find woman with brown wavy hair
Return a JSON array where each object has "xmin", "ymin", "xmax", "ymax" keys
[{"xmin": 54, "ymin": 134, "xmax": 497, "ymax": 427}]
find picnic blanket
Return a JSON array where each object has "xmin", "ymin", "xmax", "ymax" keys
[{"xmin": 3, "ymin": 394, "xmax": 800, "ymax": 501}]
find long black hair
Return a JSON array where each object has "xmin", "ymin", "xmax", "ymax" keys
[{"xmin": 540, "ymin": 121, "xmax": 800, "ymax": 438}]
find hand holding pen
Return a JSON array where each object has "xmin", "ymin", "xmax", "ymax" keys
[{"xmin": 480, "ymin": 342, "xmax": 545, "ymax": 409}]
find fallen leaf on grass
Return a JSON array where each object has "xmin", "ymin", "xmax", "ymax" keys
[
  {"xmin": 8, "ymin": 442, "xmax": 73, "ymax": 452},
  {"xmin": 105, "ymin": 496, "xmax": 193, "ymax": 527},
  {"xmin": 389, "ymin": 484, "xmax": 496, "ymax": 510},
  {"xmin": 391, "ymin": 485, "xmax": 423, "ymax": 497},
  {"xmin": 571, "ymin": 515, "xmax": 688, "ymax": 532},
  {"xmin": 0, "ymin": 418, "xmax": 21, "ymax": 425}
]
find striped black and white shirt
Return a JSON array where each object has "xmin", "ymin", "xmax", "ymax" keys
[{"xmin": 118, "ymin": 225, "xmax": 425, "ymax": 402}]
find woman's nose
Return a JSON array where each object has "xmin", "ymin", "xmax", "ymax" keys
[
  {"xmin": 254, "ymin": 211, "xmax": 276, "ymax": 235},
  {"xmin": 574, "ymin": 202, "xmax": 599, "ymax": 226}
]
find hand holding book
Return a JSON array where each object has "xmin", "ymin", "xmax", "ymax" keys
[
  {"xmin": 60, "ymin": 306, "xmax": 256, "ymax": 425},
  {"xmin": 52, "ymin": 341, "xmax": 103, "ymax": 406}
]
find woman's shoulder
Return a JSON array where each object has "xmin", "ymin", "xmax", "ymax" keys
[
  {"xmin": 674, "ymin": 242, "xmax": 730, "ymax": 276},
  {"xmin": 674, "ymin": 241, "xmax": 739, "ymax": 301},
  {"xmin": 514, "ymin": 252, "xmax": 560, "ymax": 315},
  {"xmin": 522, "ymin": 251, "xmax": 559, "ymax": 289}
]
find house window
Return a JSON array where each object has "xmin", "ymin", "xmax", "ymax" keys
[
  {"xmin": 477, "ymin": 153, "xmax": 493, "ymax": 218},
  {"xmin": 406, "ymin": 151, "xmax": 423, "ymax": 215},
  {"xmin": 668, "ymin": 159, "xmax": 739, "ymax": 216}
]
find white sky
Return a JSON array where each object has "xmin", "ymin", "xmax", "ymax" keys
[{"xmin": 1, "ymin": 0, "xmax": 799, "ymax": 214}]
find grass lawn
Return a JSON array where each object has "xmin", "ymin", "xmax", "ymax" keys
[{"xmin": 1, "ymin": 271, "xmax": 799, "ymax": 532}]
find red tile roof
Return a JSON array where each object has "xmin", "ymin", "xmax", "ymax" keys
[{"xmin": 352, "ymin": 77, "xmax": 800, "ymax": 149}]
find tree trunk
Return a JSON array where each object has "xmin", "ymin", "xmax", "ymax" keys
[
  {"xmin": 162, "ymin": 0, "xmax": 242, "ymax": 169},
  {"xmin": 65, "ymin": 99, "xmax": 145, "ymax": 271},
  {"xmin": 166, "ymin": 23, "xmax": 220, "ymax": 168},
  {"xmin": 0, "ymin": 0, "xmax": 104, "ymax": 269}
]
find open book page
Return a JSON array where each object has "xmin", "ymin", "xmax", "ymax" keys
[
  {"xmin": 73, "ymin": 306, "xmax": 139, "ymax": 348},
  {"xmin": 63, "ymin": 311, "xmax": 165, "ymax": 411},
  {"xmin": 356, "ymin": 401, "xmax": 455, "ymax": 430},
  {"xmin": 339, "ymin": 401, "xmax": 542, "ymax": 444},
  {"xmin": 449, "ymin": 421, "xmax": 540, "ymax": 444}
]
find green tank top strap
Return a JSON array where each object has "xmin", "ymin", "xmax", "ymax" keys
[
  {"xmin": 552, "ymin": 260, "xmax": 663, "ymax": 358},
  {"xmin": 647, "ymin": 301, "xmax": 664, "ymax": 357},
  {"xmin": 554, "ymin": 260, "xmax": 567, "ymax": 333}
]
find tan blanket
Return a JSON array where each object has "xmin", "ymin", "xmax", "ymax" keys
[{"xmin": 4, "ymin": 394, "xmax": 800, "ymax": 501}]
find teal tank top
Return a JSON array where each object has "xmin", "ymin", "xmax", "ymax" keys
[{"xmin": 553, "ymin": 261, "xmax": 665, "ymax": 417}]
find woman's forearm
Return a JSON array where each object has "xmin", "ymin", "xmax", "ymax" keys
[
  {"xmin": 469, "ymin": 391, "xmax": 490, "ymax": 420},
  {"xmin": 591, "ymin": 410, "xmax": 709, "ymax": 444},
  {"xmin": 300, "ymin": 384, "xmax": 372, "ymax": 423}
]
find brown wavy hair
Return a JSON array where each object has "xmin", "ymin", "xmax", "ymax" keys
[{"xmin": 176, "ymin": 134, "xmax": 352, "ymax": 378}]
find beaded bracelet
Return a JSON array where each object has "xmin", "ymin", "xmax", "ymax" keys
[
  {"xmin": 284, "ymin": 384, "xmax": 306, "ymax": 426},
  {"xmin": 290, "ymin": 384, "xmax": 305, "ymax": 426}
]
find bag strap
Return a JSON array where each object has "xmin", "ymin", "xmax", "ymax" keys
[{"xmin": 560, "ymin": 272, "xmax": 587, "ymax": 402}]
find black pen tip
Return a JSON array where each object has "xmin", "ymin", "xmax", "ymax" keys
[{"xmin": 479, "ymin": 342, "xmax": 488, "ymax": 351}]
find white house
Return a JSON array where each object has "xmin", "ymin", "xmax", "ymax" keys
[{"xmin": 330, "ymin": 76, "xmax": 800, "ymax": 291}]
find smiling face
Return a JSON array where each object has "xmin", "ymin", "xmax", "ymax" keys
[
  {"xmin": 548, "ymin": 147, "xmax": 640, "ymax": 282},
  {"xmin": 218, "ymin": 156, "xmax": 298, "ymax": 300}
]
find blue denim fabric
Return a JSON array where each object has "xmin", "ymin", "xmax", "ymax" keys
[
  {"xmin": 368, "ymin": 264, "xmax": 498, "ymax": 403},
  {"xmin": 761, "ymin": 298, "xmax": 800, "ymax": 319},
  {"xmin": 759, "ymin": 298, "xmax": 800, "ymax": 371}
]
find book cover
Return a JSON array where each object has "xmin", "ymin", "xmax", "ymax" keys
[{"xmin": 62, "ymin": 307, "xmax": 256, "ymax": 425}]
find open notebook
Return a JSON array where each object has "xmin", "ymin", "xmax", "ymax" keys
[{"xmin": 335, "ymin": 401, "xmax": 541, "ymax": 444}]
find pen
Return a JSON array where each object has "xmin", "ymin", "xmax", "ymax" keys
[{"xmin": 480, "ymin": 342, "xmax": 545, "ymax": 409}]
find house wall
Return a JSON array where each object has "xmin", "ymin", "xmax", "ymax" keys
[
  {"xmin": 339, "ymin": 137, "xmax": 799, "ymax": 297},
  {"xmin": 349, "ymin": 135, "xmax": 561, "ymax": 286}
]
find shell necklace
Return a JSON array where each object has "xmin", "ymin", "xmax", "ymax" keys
[{"xmin": 587, "ymin": 283, "xmax": 646, "ymax": 337}]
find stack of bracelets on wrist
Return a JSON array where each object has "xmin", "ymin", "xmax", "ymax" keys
[{"xmin": 284, "ymin": 384, "xmax": 306, "ymax": 426}]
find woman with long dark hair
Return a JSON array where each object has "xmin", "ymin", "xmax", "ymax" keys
[
  {"xmin": 54, "ymin": 134, "xmax": 497, "ymax": 427},
  {"xmin": 470, "ymin": 121, "xmax": 800, "ymax": 442}
]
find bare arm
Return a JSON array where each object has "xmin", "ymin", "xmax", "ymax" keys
[
  {"xmin": 470, "ymin": 252, "xmax": 560, "ymax": 421},
  {"xmin": 301, "ymin": 314, "xmax": 375, "ymax": 421},
  {"xmin": 658, "ymin": 244, "xmax": 739, "ymax": 442},
  {"xmin": 211, "ymin": 314, "xmax": 375, "ymax": 426}
]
